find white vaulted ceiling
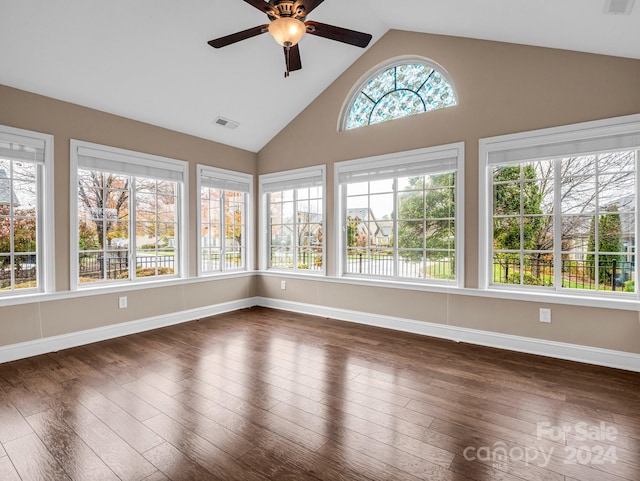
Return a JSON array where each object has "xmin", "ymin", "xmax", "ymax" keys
[{"xmin": 1, "ymin": 0, "xmax": 638, "ymax": 152}]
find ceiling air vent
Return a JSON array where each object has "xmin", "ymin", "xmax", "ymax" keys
[
  {"xmin": 213, "ymin": 116, "xmax": 239, "ymax": 130},
  {"xmin": 604, "ymin": 0, "xmax": 635, "ymax": 15}
]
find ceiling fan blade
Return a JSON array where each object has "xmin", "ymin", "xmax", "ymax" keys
[
  {"xmin": 208, "ymin": 25, "xmax": 269, "ymax": 48},
  {"xmin": 284, "ymin": 44, "xmax": 302, "ymax": 73},
  {"xmin": 293, "ymin": 0, "xmax": 325, "ymax": 16},
  {"xmin": 305, "ymin": 21, "xmax": 372, "ymax": 48},
  {"xmin": 243, "ymin": 0, "xmax": 278, "ymax": 16}
]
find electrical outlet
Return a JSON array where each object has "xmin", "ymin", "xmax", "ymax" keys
[
  {"xmin": 539, "ymin": 308, "xmax": 551, "ymax": 323},
  {"xmin": 119, "ymin": 296, "xmax": 128, "ymax": 309},
  {"xmin": 281, "ymin": 280, "xmax": 286, "ymax": 290}
]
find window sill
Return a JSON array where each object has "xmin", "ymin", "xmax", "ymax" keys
[
  {"xmin": 470, "ymin": 286, "xmax": 639, "ymax": 311},
  {"xmin": 259, "ymin": 272, "xmax": 639, "ymax": 311}
]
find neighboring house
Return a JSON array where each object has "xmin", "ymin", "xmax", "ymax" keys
[
  {"xmin": 347, "ymin": 208, "xmax": 392, "ymax": 246},
  {"xmin": 563, "ymin": 194, "xmax": 635, "ymax": 263}
]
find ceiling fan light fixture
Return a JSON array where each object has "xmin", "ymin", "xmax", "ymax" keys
[{"xmin": 268, "ymin": 17, "xmax": 306, "ymax": 47}]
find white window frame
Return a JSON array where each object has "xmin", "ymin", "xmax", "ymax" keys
[
  {"xmin": 0, "ymin": 125, "xmax": 55, "ymax": 298},
  {"xmin": 335, "ymin": 143, "xmax": 465, "ymax": 287},
  {"xmin": 259, "ymin": 165, "xmax": 326, "ymax": 274},
  {"xmin": 196, "ymin": 165, "xmax": 253, "ymax": 276},
  {"xmin": 479, "ymin": 113, "xmax": 640, "ymax": 298},
  {"xmin": 70, "ymin": 140, "xmax": 188, "ymax": 290}
]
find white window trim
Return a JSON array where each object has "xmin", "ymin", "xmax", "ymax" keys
[
  {"xmin": 479, "ymin": 113, "xmax": 640, "ymax": 299},
  {"xmin": 196, "ymin": 165, "xmax": 253, "ymax": 277},
  {"xmin": 70, "ymin": 140, "xmax": 189, "ymax": 290},
  {"xmin": 334, "ymin": 143, "xmax": 465, "ymax": 287},
  {"xmin": 339, "ymin": 55, "xmax": 459, "ymax": 132},
  {"xmin": 259, "ymin": 165, "xmax": 326, "ymax": 275},
  {"xmin": 0, "ymin": 125, "xmax": 55, "ymax": 296}
]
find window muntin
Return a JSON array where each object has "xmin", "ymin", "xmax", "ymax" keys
[
  {"xmin": 344, "ymin": 61, "xmax": 457, "ymax": 130},
  {"xmin": 491, "ymin": 151, "xmax": 637, "ymax": 293},
  {"xmin": 72, "ymin": 141, "xmax": 186, "ymax": 288},
  {"xmin": 260, "ymin": 167, "xmax": 325, "ymax": 273},
  {"xmin": 0, "ymin": 127, "xmax": 52, "ymax": 296},
  {"xmin": 199, "ymin": 166, "xmax": 251, "ymax": 274},
  {"xmin": 337, "ymin": 144, "xmax": 464, "ymax": 285},
  {"xmin": 0, "ymin": 160, "xmax": 39, "ymax": 292},
  {"xmin": 481, "ymin": 114, "xmax": 640, "ymax": 297}
]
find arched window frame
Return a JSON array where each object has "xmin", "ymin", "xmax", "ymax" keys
[{"xmin": 340, "ymin": 56, "xmax": 458, "ymax": 131}]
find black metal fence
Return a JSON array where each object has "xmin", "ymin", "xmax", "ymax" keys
[
  {"xmin": 0, "ymin": 255, "xmax": 37, "ymax": 289},
  {"xmin": 493, "ymin": 256, "xmax": 634, "ymax": 291},
  {"xmin": 79, "ymin": 252, "xmax": 175, "ymax": 280},
  {"xmin": 345, "ymin": 251, "xmax": 453, "ymax": 279},
  {"xmin": 201, "ymin": 251, "xmax": 244, "ymax": 271},
  {"xmin": 270, "ymin": 247, "xmax": 323, "ymax": 270}
]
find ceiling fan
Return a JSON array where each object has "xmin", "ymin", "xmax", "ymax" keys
[{"xmin": 208, "ymin": 0, "xmax": 373, "ymax": 77}]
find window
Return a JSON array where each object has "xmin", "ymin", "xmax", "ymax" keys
[
  {"xmin": 480, "ymin": 114, "xmax": 640, "ymax": 296},
  {"xmin": 342, "ymin": 58, "xmax": 457, "ymax": 130},
  {"xmin": 336, "ymin": 144, "xmax": 464, "ymax": 285},
  {"xmin": 260, "ymin": 166, "xmax": 325, "ymax": 273},
  {"xmin": 71, "ymin": 140, "xmax": 187, "ymax": 288},
  {"xmin": 197, "ymin": 165, "xmax": 252, "ymax": 275},
  {"xmin": 0, "ymin": 126, "xmax": 54, "ymax": 296}
]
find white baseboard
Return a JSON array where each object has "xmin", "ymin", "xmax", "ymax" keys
[
  {"xmin": 2, "ymin": 295, "xmax": 639, "ymax": 373},
  {"xmin": 0, "ymin": 297, "xmax": 258, "ymax": 364},
  {"xmin": 255, "ymin": 297, "xmax": 640, "ymax": 373}
]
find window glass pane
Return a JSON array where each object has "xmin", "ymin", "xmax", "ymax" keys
[
  {"xmin": 345, "ymin": 62, "xmax": 457, "ymax": 130},
  {"xmin": 425, "ymin": 251, "xmax": 454, "ymax": 280},
  {"xmin": 0, "ymin": 254, "xmax": 10, "ymax": 290},
  {"xmin": 561, "ymin": 175, "xmax": 596, "ymax": 214},
  {"xmin": 343, "ymin": 164, "xmax": 457, "ymax": 283},
  {"xmin": 13, "ymin": 218, "xmax": 36, "ymax": 253},
  {"xmin": 263, "ymin": 171, "xmax": 324, "ymax": 272},
  {"xmin": 493, "ymin": 253, "xmax": 522, "ymax": 285},
  {"xmin": 14, "ymin": 254, "xmax": 37, "ymax": 288},
  {"xmin": 396, "ymin": 64, "xmax": 431, "ymax": 91},
  {"xmin": 347, "ymin": 181, "xmax": 368, "ymax": 197},
  {"xmin": 491, "ymin": 149, "xmax": 636, "ymax": 294},
  {"xmin": 493, "ymin": 217, "xmax": 521, "ymax": 251},
  {"xmin": 199, "ymin": 180, "xmax": 247, "ymax": 274},
  {"xmin": 0, "ymin": 216, "xmax": 10, "ymax": 253}
]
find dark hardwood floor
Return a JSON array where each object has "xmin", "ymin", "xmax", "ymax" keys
[{"xmin": 0, "ymin": 307, "xmax": 639, "ymax": 481}]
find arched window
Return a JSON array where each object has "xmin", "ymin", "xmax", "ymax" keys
[{"xmin": 342, "ymin": 59, "xmax": 457, "ymax": 130}]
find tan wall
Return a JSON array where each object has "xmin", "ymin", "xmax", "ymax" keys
[
  {"xmin": 2, "ymin": 30, "xmax": 640, "ymax": 357},
  {"xmin": 257, "ymin": 30, "xmax": 640, "ymax": 354},
  {"xmin": 0, "ymin": 84, "xmax": 257, "ymax": 348}
]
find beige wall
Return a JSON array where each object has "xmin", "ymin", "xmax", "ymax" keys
[
  {"xmin": 2, "ymin": 29, "xmax": 640, "ymax": 358},
  {"xmin": 0, "ymin": 84, "xmax": 257, "ymax": 348},
  {"xmin": 257, "ymin": 30, "xmax": 640, "ymax": 354}
]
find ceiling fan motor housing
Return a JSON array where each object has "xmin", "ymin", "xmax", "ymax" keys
[{"xmin": 269, "ymin": 1, "xmax": 307, "ymax": 21}]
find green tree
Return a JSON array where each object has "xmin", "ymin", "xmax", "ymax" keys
[
  {"xmin": 396, "ymin": 173, "xmax": 455, "ymax": 262},
  {"xmin": 586, "ymin": 205, "xmax": 623, "ymax": 285},
  {"xmin": 346, "ymin": 216, "xmax": 362, "ymax": 247},
  {"xmin": 492, "ymin": 164, "xmax": 546, "ymax": 282},
  {"xmin": 599, "ymin": 205, "xmax": 623, "ymax": 285},
  {"xmin": 493, "ymin": 165, "xmax": 544, "ymax": 250},
  {"xmin": 0, "ymin": 206, "xmax": 36, "ymax": 253}
]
